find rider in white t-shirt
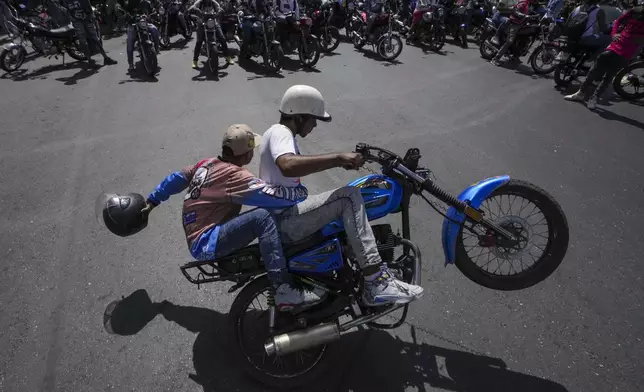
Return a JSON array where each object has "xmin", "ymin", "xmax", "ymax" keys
[{"xmin": 258, "ymin": 85, "xmax": 425, "ymax": 307}]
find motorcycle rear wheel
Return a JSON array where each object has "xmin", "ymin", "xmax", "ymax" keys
[
  {"xmin": 228, "ymin": 275, "xmax": 335, "ymax": 389},
  {"xmin": 299, "ymin": 35, "xmax": 320, "ymax": 67},
  {"xmin": 454, "ymin": 179, "xmax": 569, "ymax": 291},
  {"xmin": 428, "ymin": 30, "xmax": 446, "ymax": 52},
  {"xmin": 613, "ymin": 60, "xmax": 644, "ymax": 101},
  {"xmin": 0, "ymin": 46, "xmax": 27, "ymax": 73},
  {"xmin": 377, "ymin": 34, "xmax": 403, "ymax": 62}
]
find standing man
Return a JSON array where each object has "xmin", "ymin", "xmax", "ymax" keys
[{"xmin": 60, "ymin": 0, "xmax": 118, "ymax": 66}]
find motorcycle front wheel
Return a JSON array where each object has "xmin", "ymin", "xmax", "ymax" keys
[
  {"xmin": 554, "ymin": 64, "xmax": 574, "ymax": 86},
  {"xmin": 0, "ymin": 46, "xmax": 27, "ymax": 73},
  {"xmin": 530, "ymin": 45, "xmax": 558, "ymax": 75},
  {"xmin": 479, "ymin": 35, "xmax": 496, "ymax": 60},
  {"xmin": 377, "ymin": 34, "xmax": 403, "ymax": 62},
  {"xmin": 298, "ymin": 35, "xmax": 320, "ymax": 67},
  {"xmin": 613, "ymin": 60, "xmax": 644, "ymax": 101},
  {"xmin": 320, "ymin": 26, "xmax": 340, "ymax": 53},
  {"xmin": 428, "ymin": 29, "xmax": 446, "ymax": 52},
  {"xmin": 143, "ymin": 48, "xmax": 158, "ymax": 76},
  {"xmin": 207, "ymin": 44, "xmax": 219, "ymax": 76},
  {"xmin": 454, "ymin": 179, "xmax": 569, "ymax": 291},
  {"xmin": 227, "ymin": 275, "xmax": 335, "ymax": 389},
  {"xmin": 264, "ymin": 44, "xmax": 284, "ymax": 72}
]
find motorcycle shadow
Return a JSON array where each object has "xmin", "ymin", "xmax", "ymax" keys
[
  {"xmin": 1, "ymin": 60, "xmax": 92, "ymax": 83},
  {"xmin": 514, "ymin": 63, "xmax": 552, "ymax": 80},
  {"xmin": 282, "ymin": 57, "xmax": 321, "ymax": 74},
  {"xmin": 104, "ymin": 289, "xmax": 570, "ymax": 392},
  {"xmin": 191, "ymin": 63, "xmax": 228, "ymax": 81},
  {"xmin": 237, "ymin": 58, "xmax": 285, "ymax": 80},
  {"xmin": 120, "ymin": 64, "xmax": 160, "ymax": 83},
  {"xmin": 358, "ymin": 49, "xmax": 403, "ymax": 66}
]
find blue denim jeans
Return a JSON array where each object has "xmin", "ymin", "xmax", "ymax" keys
[
  {"xmin": 193, "ymin": 208, "xmax": 289, "ymax": 287},
  {"xmin": 127, "ymin": 24, "xmax": 160, "ymax": 64}
]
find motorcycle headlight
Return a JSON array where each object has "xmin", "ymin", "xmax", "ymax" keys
[
  {"xmin": 438, "ymin": 8, "xmax": 444, "ymax": 17},
  {"xmin": 422, "ymin": 12, "xmax": 433, "ymax": 23},
  {"xmin": 138, "ymin": 21, "xmax": 148, "ymax": 29},
  {"xmin": 206, "ymin": 19, "xmax": 216, "ymax": 29},
  {"xmin": 159, "ymin": 7, "xmax": 165, "ymax": 15}
]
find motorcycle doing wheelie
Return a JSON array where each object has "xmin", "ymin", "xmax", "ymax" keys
[
  {"xmin": 234, "ymin": 11, "xmax": 284, "ymax": 72},
  {"xmin": 96, "ymin": 143, "xmax": 569, "ymax": 388},
  {"xmin": 130, "ymin": 15, "xmax": 159, "ymax": 76},
  {"xmin": 0, "ymin": 10, "xmax": 94, "ymax": 72},
  {"xmin": 274, "ymin": 11, "xmax": 321, "ymax": 67},
  {"xmin": 352, "ymin": 3, "xmax": 404, "ymax": 61}
]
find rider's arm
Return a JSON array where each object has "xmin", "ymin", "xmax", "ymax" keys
[
  {"xmin": 596, "ymin": 8, "xmax": 607, "ymax": 34},
  {"xmin": 611, "ymin": 10, "xmax": 630, "ymax": 36},
  {"xmin": 226, "ymin": 168, "xmax": 308, "ymax": 207},
  {"xmin": 146, "ymin": 159, "xmax": 211, "ymax": 206},
  {"xmin": 213, "ymin": 0, "xmax": 222, "ymax": 13},
  {"xmin": 188, "ymin": 0, "xmax": 202, "ymax": 14}
]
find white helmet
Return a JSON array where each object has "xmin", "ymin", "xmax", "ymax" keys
[{"xmin": 279, "ymin": 85, "xmax": 332, "ymax": 122}]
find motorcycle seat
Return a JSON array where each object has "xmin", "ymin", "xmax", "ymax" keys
[{"xmin": 30, "ymin": 22, "xmax": 75, "ymax": 38}]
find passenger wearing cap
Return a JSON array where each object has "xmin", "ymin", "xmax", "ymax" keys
[
  {"xmin": 142, "ymin": 124, "xmax": 326, "ymax": 311},
  {"xmin": 258, "ymin": 85, "xmax": 425, "ymax": 307}
]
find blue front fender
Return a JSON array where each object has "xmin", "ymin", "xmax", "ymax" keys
[{"xmin": 441, "ymin": 175, "xmax": 510, "ymax": 265}]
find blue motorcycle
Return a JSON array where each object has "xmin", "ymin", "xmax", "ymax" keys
[{"xmin": 171, "ymin": 143, "xmax": 571, "ymax": 387}]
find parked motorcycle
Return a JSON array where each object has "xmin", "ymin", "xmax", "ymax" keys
[
  {"xmin": 552, "ymin": 40, "xmax": 595, "ymax": 86},
  {"xmin": 351, "ymin": 5, "xmax": 404, "ymax": 61},
  {"xmin": 156, "ymin": 0, "xmax": 193, "ymax": 48},
  {"xmin": 196, "ymin": 12, "xmax": 224, "ymax": 76},
  {"xmin": 528, "ymin": 17, "xmax": 565, "ymax": 75},
  {"xmin": 479, "ymin": 17, "xmax": 542, "ymax": 62},
  {"xmin": 234, "ymin": 12, "xmax": 284, "ymax": 72},
  {"xmin": 310, "ymin": 7, "xmax": 341, "ymax": 53},
  {"xmin": 130, "ymin": 15, "xmax": 159, "ymax": 76},
  {"xmin": 97, "ymin": 143, "xmax": 569, "ymax": 388},
  {"xmin": 406, "ymin": 5, "xmax": 446, "ymax": 52},
  {"xmin": 1, "ymin": 14, "xmax": 92, "ymax": 72},
  {"xmin": 275, "ymin": 11, "xmax": 321, "ymax": 67}
]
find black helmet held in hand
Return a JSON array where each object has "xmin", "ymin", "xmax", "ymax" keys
[{"xmin": 96, "ymin": 193, "xmax": 149, "ymax": 237}]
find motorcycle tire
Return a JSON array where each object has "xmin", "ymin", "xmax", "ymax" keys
[
  {"xmin": 67, "ymin": 41, "xmax": 88, "ymax": 61},
  {"xmin": 530, "ymin": 45, "xmax": 557, "ymax": 75},
  {"xmin": 320, "ymin": 26, "xmax": 341, "ymax": 53},
  {"xmin": 298, "ymin": 35, "xmax": 320, "ymax": 67},
  {"xmin": 353, "ymin": 31, "xmax": 366, "ymax": 49},
  {"xmin": 612, "ymin": 60, "xmax": 644, "ymax": 101},
  {"xmin": 227, "ymin": 275, "xmax": 337, "ymax": 389},
  {"xmin": 479, "ymin": 36, "xmax": 496, "ymax": 60},
  {"xmin": 207, "ymin": 44, "xmax": 219, "ymax": 76},
  {"xmin": 0, "ymin": 46, "xmax": 27, "ymax": 73},
  {"xmin": 377, "ymin": 34, "xmax": 403, "ymax": 62},
  {"xmin": 429, "ymin": 30, "xmax": 446, "ymax": 52},
  {"xmin": 143, "ymin": 49, "xmax": 158, "ymax": 76},
  {"xmin": 160, "ymin": 34, "xmax": 171, "ymax": 49},
  {"xmin": 554, "ymin": 64, "xmax": 574, "ymax": 87},
  {"xmin": 454, "ymin": 179, "xmax": 569, "ymax": 291},
  {"xmin": 264, "ymin": 44, "xmax": 284, "ymax": 73}
]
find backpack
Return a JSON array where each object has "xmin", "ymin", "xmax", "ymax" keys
[{"xmin": 564, "ymin": 5, "xmax": 598, "ymax": 40}]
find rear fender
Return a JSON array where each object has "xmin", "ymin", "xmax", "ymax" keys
[
  {"xmin": 441, "ymin": 175, "xmax": 510, "ymax": 265},
  {"xmin": 3, "ymin": 42, "xmax": 24, "ymax": 52}
]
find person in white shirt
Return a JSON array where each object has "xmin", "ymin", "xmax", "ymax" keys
[{"xmin": 259, "ymin": 85, "xmax": 425, "ymax": 307}]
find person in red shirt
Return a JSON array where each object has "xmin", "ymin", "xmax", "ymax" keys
[
  {"xmin": 491, "ymin": 0, "xmax": 541, "ymax": 65},
  {"xmin": 565, "ymin": 2, "xmax": 644, "ymax": 109}
]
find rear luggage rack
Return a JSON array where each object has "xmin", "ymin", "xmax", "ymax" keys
[{"xmin": 180, "ymin": 246, "xmax": 264, "ymax": 288}]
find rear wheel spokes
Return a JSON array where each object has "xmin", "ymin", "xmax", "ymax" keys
[{"xmin": 462, "ymin": 194, "xmax": 550, "ymax": 276}]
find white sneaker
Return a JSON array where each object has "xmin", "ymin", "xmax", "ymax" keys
[
  {"xmin": 587, "ymin": 97, "xmax": 597, "ymax": 110},
  {"xmin": 275, "ymin": 283, "xmax": 325, "ymax": 312},
  {"xmin": 564, "ymin": 91, "xmax": 585, "ymax": 102},
  {"xmin": 362, "ymin": 266, "xmax": 424, "ymax": 307}
]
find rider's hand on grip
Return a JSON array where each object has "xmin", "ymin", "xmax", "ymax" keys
[{"xmin": 338, "ymin": 152, "xmax": 365, "ymax": 170}]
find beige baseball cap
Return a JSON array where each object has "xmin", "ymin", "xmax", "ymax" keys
[{"xmin": 222, "ymin": 124, "xmax": 262, "ymax": 156}]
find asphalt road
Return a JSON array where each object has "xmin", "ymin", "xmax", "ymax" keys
[{"xmin": 1, "ymin": 31, "xmax": 643, "ymax": 392}]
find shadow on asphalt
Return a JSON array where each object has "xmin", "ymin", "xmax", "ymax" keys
[
  {"xmin": 237, "ymin": 58, "xmax": 285, "ymax": 80},
  {"xmin": 282, "ymin": 57, "xmax": 321, "ymax": 74},
  {"xmin": 1, "ymin": 61, "xmax": 92, "ymax": 82},
  {"xmin": 104, "ymin": 289, "xmax": 570, "ymax": 392},
  {"xmin": 119, "ymin": 63, "xmax": 161, "ymax": 83},
  {"xmin": 514, "ymin": 63, "xmax": 552, "ymax": 80},
  {"xmin": 594, "ymin": 107, "xmax": 644, "ymax": 129},
  {"xmin": 355, "ymin": 48, "xmax": 403, "ymax": 66},
  {"xmin": 161, "ymin": 36, "xmax": 193, "ymax": 51}
]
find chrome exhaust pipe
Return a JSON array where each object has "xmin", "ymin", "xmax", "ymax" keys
[{"xmin": 264, "ymin": 322, "xmax": 341, "ymax": 356}]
